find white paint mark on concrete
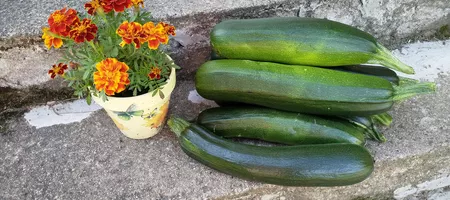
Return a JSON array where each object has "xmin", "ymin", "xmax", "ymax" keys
[
  {"xmin": 429, "ymin": 190, "xmax": 450, "ymax": 200},
  {"xmin": 416, "ymin": 176, "xmax": 450, "ymax": 191},
  {"xmin": 261, "ymin": 193, "xmax": 284, "ymax": 200},
  {"xmin": 394, "ymin": 175, "xmax": 450, "ymax": 199},
  {"xmin": 24, "ymin": 99, "xmax": 102, "ymax": 129},
  {"xmin": 188, "ymin": 90, "xmax": 216, "ymax": 105},
  {"xmin": 394, "ymin": 185, "xmax": 418, "ymax": 199},
  {"xmin": 393, "ymin": 40, "xmax": 450, "ymax": 81}
]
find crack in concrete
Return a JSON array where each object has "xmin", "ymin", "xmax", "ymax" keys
[{"xmin": 0, "ymin": 36, "xmax": 42, "ymax": 51}]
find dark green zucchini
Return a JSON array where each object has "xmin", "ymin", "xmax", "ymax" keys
[
  {"xmin": 211, "ymin": 51, "xmax": 399, "ymax": 85},
  {"xmin": 168, "ymin": 116, "xmax": 374, "ymax": 186},
  {"xmin": 195, "ymin": 60, "xmax": 435, "ymax": 116},
  {"xmin": 197, "ymin": 106, "xmax": 366, "ymax": 145},
  {"xmin": 333, "ymin": 65, "xmax": 399, "ymax": 85},
  {"xmin": 211, "ymin": 17, "xmax": 415, "ymax": 74}
]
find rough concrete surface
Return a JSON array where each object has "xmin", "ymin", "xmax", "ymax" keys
[
  {"xmin": 1, "ymin": 75, "xmax": 449, "ymax": 199},
  {"xmin": 1, "ymin": 39, "xmax": 450, "ymax": 199},
  {"xmin": 1, "ymin": 0, "xmax": 450, "ymax": 199}
]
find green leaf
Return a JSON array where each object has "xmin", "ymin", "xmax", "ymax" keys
[
  {"xmin": 152, "ymin": 89, "xmax": 158, "ymax": 97},
  {"xmin": 83, "ymin": 69, "xmax": 91, "ymax": 80},
  {"xmin": 111, "ymin": 47, "xmax": 119, "ymax": 57},
  {"xmin": 159, "ymin": 90, "xmax": 165, "ymax": 99},
  {"xmin": 68, "ymin": 80, "xmax": 75, "ymax": 87},
  {"xmin": 134, "ymin": 59, "xmax": 139, "ymax": 69},
  {"xmin": 130, "ymin": 13, "xmax": 137, "ymax": 22},
  {"xmin": 86, "ymin": 93, "xmax": 92, "ymax": 105}
]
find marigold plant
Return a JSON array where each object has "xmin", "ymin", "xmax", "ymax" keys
[{"xmin": 43, "ymin": 0, "xmax": 179, "ymax": 104}]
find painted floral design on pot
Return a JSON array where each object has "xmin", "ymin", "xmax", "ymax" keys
[
  {"xmin": 113, "ymin": 104, "xmax": 144, "ymax": 121},
  {"xmin": 111, "ymin": 118, "xmax": 129, "ymax": 131},
  {"xmin": 143, "ymin": 101, "xmax": 169, "ymax": 129}
]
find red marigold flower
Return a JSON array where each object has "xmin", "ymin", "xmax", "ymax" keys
[
  {"xmin": 93, "ymin": 58, "xmax": 130, "ymax": 96},
  {"xmin": 160, "ymin": 22, "xmax": 176, "ymax": 36},
  {"xmin": 48, "ymin": 63, "xmax": 68, "ymax": 79},
  {"xmin": 116, "ymin": 21, "xmax": 146, "ymax": 48},
  {"xmin": 69, "ymin": 19, "xmax": 98, "ymax": 43},
  {"xmin": 148, "ymin": 67, "xmax": 161, "ymax": 80},
  {"xmin": 42, "ymin": 27, "xmax": 63, "ymax": 49},
  {"xmin": 85, "ymin": 0, "xmax": 102, "ymax": 15},
  {"xmin": 142, "ymin": 22, "xmax": 167, "ymax": 49},
  {"xmin": 101, "ymin": 0, "xmax": 132, "ymax": 13},
  {"xmin": 48, "ymin": 8, "xmax": 79, "ymax": 37}
]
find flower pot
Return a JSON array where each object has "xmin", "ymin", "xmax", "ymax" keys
[{"xmin": 92, "ymin": 67, "xmax": 176, "ymax": 139}]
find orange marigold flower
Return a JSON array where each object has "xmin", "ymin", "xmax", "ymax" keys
[
  {"xmin": 69, "ymin": 19, "xmax": 98, "ymax": 43},
  {"xmin": 142, "ymin": 22, "xmax": 167, "ymax": 49},
  {"xmin": 160, "ymin": 22, "xmax": 176, "ymax": 36},
  {"xmin": 85, "ymin": 0, "xmax": 102, "ymax": 15},
  {"xmin": 131, "ymin": 0, "xmax": 144, "ymax": 8},
  {"xmin": 148, "ymin": 66, "xmax": 161, "ymax": 80},
  {"xmin": 116, "ymin": 21, "xmax": 146, "ymax": 48},
  {"xmin": 101, "ymin": 0, "xmax": 132, "ymax": 13},
  {"xmin": 42, "ymin": 27, "xmax": 63, "ymax": 49},
  {"xmin": 48, "ymin": 63, "xmax": 68, "ymax": 79},
  {"xmin": 93, "ymin": 58, "xmax": 130, "ymax": 96},
  {"xmin": 48, "ymin": 8, "xmax": 79, "ymax": 37}
]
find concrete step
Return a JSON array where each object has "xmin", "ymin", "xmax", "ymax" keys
[
  {"xmin": 1, "ymin": 0, "xmax": 450, "ymax": 199},
  {"xmin": 1, "ymin": 39, "xmax": 449, "ymax": 199}
]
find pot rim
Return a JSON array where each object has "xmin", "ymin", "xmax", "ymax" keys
[{"xmin": 91, "ymin": 67, "xmax": 176, "ymax": 109}]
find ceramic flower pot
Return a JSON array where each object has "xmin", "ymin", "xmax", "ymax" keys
[{"xmin": 92, "ymin": 67, "xmax": 176, "ymax": 139}]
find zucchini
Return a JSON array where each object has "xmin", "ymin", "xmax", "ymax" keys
[
  {"xmin": 168, "ymin": 116, "xmax": 374, "ymax": 186},
  {"xmin": 333, "ymin": 65, "xmax": 399, "ymax": 85},
  {"xmin": 195, "ymin": 60, "xmax": 435, "ymax": 116},
  {"xmin": 211, "ymin": 17, "xmax": 415, "ymax": 74},
  {"xmin": 211, "ymin": 51, "xmax": 399, "ymax": 85},
  {"xmin": 197, "ymin": 106, "xmax": 366, "ymax": 145}
]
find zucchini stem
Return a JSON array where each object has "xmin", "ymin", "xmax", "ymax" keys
[
  {"xmin": 393, "ymin": 81, "xmax": 436, "ymax": 101},
  {"xmin": 369, "ymin": 123, "xmax": 387, "ymax": 143},
  {"xmin": 371, "ymin": 113, "xmax": 393, "ymax": 127},
  {"xmin": 167, "ymin": 116, "xmax": 191, "ymax": 137},
  {"xmin": 341, "ymin": 116, "xmax": 386, "ymax": 143},
  {"xmin": 399, "ymin": 76, "xmax": 419, "ymax": 85},
  {"xmin": 368, "ymin": 44, "xmax": 415, "ymax": 74}
]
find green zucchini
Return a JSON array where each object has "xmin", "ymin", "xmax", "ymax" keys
[
  {"xmin": 197, "ymin": 106, "xmax": 366, "ymax": 145},
  {"xmin": 211, "ymin": 17, "xmax": 414, "ymax": 74},
  {"xmin": 333, "ymin": 65, "xmax": 399, "ymax": 85},
  {"xmin": 168, "ymin": 116, "xmax": 374, "ymax": 186},
  {"xmin": 211, "ymin": 51, "xmax": 399, "ymax": 85},
  {"xmin": 195, "ymin": 60, "xmax": 435, "ymax": 116}
]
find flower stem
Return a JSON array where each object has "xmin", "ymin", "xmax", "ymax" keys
[{"xmin": 88, "ymin": 41, "xmax": 103, "ymax": 58}]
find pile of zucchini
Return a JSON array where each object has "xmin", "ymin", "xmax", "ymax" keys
[{"xmin": 168, "ymin": 17, "xmax": 436, "ymax": 186}]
